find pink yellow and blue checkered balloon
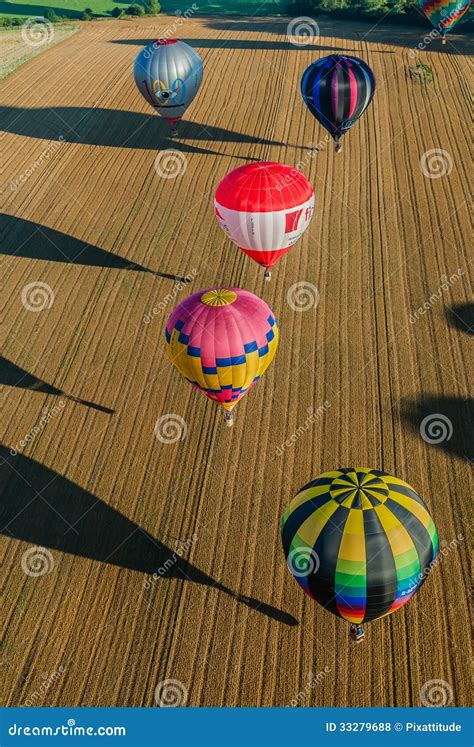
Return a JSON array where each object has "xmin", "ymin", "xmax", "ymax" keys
[{"xmin": 165, "ymin": 288, "xmax": 279, "ymax": 425}]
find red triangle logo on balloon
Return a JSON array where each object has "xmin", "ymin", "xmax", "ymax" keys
[{"xmin": 285, "ymin": 209, "xmax": 303, "ymax": 233}]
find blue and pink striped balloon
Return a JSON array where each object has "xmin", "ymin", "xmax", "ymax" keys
[{"xmin": 301, "ymin": 55, "xmax": 375, "ymax": 151}]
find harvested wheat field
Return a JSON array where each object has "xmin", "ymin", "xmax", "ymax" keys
[{"xmin": 0, "ymin": 15, "xmax": 472, "ymax": 709}]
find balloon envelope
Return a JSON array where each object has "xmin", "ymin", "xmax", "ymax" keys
[
  {"xmin": 214, "ymin": 162, "xmax": 314, "ymax": 271},
  {"xmin": 166, "ymin": 288, "xmax": 279, "ymax": 413},
  {"xmin": 418, "ymin": 0, "xmax": 471, "ymax": 36},
  {"xmin": 301, "ymin": 55, "xmax": 375, "ymax": 144},
  {"xmin": 281, "ymin": 468, "xmax": 438, "ymax": 624},
  {"xmin": 134, "ymin": 39, "xmax": 203, "ymax": 131}
]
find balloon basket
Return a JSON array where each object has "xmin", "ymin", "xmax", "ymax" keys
[
  {"xmin": 335, "ymin": 143, "xmax": 342, "ymax": 154},
  {"xmin": 263, "ymin": 269, "xmax": 272, "ymax": 283},
  {"xmin": 441, "ymin": 37, "xmax": 447, "ymax": 45},
  {"xmin": 224, "ymin": 411, "xmax": 234, "ymax": 427},
  {"xmin": 350, "ymin": 624, "xmax": 365, "ymax": 643},
  {"xmin": 165, "ymin": 118, "xmax": 180, "ymax": 136}
]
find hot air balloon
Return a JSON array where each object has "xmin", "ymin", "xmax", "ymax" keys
[
  {"xmin": 301, "ymin": 55, "xmax": 375, "ymax": 152},
  {"xmin": 165, "ymin": 288, "xmax": 279, "ymax": 426},
  {"xmin": 281, "ymin": 468, "xmax": 438, "ymax": 640},
  {"xmin": 214, "ymin": 163, "xmax": 315, "ymax": 282},
  {"xmin": 418, "ymin": 0, "xmax": 471, "ymax": 43},
  {"xmin": 134, "ymin": 39, "xmax": 203, "ymax": 135}
]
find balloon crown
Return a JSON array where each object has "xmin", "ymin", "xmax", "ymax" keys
[
  {"xmin": 154, "ymin": 38, "xmax": 179, "ymax": 46},
  {"xmin": 329, "ymin": 469, "xmax": 389, "ymax": 509},
  {"xmin": 200, "ymin": 289, "xmax": 237, "ymax": 307}
]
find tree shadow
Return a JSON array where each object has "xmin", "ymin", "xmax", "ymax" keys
[
  {"xmin": 0, "ymin": 447, "xmax": 297, "ymax": 626},
  {"xmin": 0, "ymin": 214, "xmax": 191, "ymax": 282},
  {"xmin": 0, "ymin": 357, "xmax": 114, "ymax": 414},
  {"xmin": 400, "ymin": 395, "xmax": 473, "ymax": 462},
  {"xmin": 0, "ymin": 1, "xmax": 83, "ymax": 17},
  {"xmin": 446, "ymin": 303, "xmax": 474, "ymax": 335},
  {"xmin": 0, "ymin": 107, "xmax": 290, "ymax": 151}
]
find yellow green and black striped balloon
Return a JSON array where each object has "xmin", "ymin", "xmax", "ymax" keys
[{"xmin": 281, "ymin": 468, "xmax": 438, "ymax": 624}]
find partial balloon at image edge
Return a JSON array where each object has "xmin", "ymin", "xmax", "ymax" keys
[{"xmin": 418, "ymin": 0, "xmax": 472, "ymax": 40}]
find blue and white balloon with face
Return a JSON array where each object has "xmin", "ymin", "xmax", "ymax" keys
[{"xmin": 134, "ymin": 38, "xmax": 203, "ymax": 135}]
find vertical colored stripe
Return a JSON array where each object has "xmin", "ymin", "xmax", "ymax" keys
[
  {"xmin": 308, "ymin": 505, "xmax": 349, "ymax": 617},
  {"xmin": 347, "ymin": 65, "xmax": 358, "ymax": 119},
  {"xmin": 331, "ymin": 64, "xmax": 339, "ymax": 124},
  {"xmin": 374, "ymin": 504, "xmax": 420, "ymax": 612},
  {"xmin": 363, "ymin": 509, "xmax": 397, "ymax": 621},
  {"xmin": 335, "ymin": 509, "xmax": 366, "ymax": 623}
]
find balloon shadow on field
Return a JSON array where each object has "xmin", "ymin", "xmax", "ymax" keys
[
  {"xmin": 0, "ymin": 107, "xmax": 291, "ymax": 152},
  {"xmin": 0, "ymin": 447, "xmax": 297, "ymax": 626},
  {"xmin": 446, "ymin": 303, "xmax": 474, "ymax": 335},
  {"xmin": 0, "ymin": 357, "xmax": 114, "ymax": 414},
  {"xmin": 0, "ymin": 214, "xmax": 191, "ymax": 282},
  {"xmin": 202, "ymin": 18, "xmax": 472, "ymax": 55},
  {"xmin": 111, "ymin": 37, "xmax": 354, "ymax": 52},
  {"xmin": 400, "ymin": 396, "xmax": 473, "ymax": 462}
]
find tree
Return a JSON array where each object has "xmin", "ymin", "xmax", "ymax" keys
[
  {"xmin": 359, "ymin": 0, "xmax": 389, "ymax": 11},
  {"xmin": 126, "ymin": 3, "xmax": 145, "ymax": 14},
  {"xmin": 285, "ymin": 0, "xmax": 316, "ymax": 11},
  {"xmin": 43, "ymin": 8, "xmax": 58, "ymax": 22},
  {"xmin": 111, "ymin": 6, "xmax": 123, "ymax": 16},
  {"xmin": 144, "ymin": 0, "xmax": 161, "ymax": 13}
]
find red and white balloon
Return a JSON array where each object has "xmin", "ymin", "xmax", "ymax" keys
[{"xmin": 214, "ymin": 162, "xmax": 315, "ymax": 281}]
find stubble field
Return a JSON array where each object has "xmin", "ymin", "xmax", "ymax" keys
[{"xmin": 0, "ymin": 15, "xmax": 472, "ymax": 708}]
